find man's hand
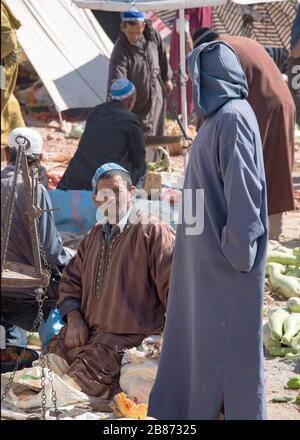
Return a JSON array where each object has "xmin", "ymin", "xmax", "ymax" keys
[
  {"xmin": 165, "ymin": 79, "xmax": 173, "ymax": 96},
  {"xmin": 65, "ymin": 310, "xmax": 89, "ymax": 349}
]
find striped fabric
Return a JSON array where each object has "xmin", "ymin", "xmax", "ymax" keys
[
  {"xmin": 212, "ymin": 0, "xmax": 298, "ymax": 52},
  {"xmin": 145, "ymin": 11, "xmax": 172, "ymax": 39},
  {"xmin": 156, "ymin": 9, "xmax": 176, "ymax": 29}
]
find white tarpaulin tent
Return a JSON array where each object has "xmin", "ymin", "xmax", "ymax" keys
[
  {"xmin": 74, "ymin": 0, "xmax": 286, "ymax": 167},
  {"xmin": 6, "ymin": 0, "xmax": 114, "ymax": 112}
]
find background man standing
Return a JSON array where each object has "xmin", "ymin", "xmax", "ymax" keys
[
  {"xmin": 193, "ymin": 28, "xmax": 296, "ymax": 239},
  {"xmin": 108, "ymin": 8, "xmax": 173, "ymax": 161}
]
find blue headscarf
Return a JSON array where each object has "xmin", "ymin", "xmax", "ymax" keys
[{"xmin": 188, "ymin": 41, "xmax": 248, "ymax": 118}]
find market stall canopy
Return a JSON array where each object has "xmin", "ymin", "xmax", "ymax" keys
[
  {"xmin": 73, "ymin": 0, "xmax": 287, "ymax": 11},
  {"xmin": 6, "ymin": 0, "xmax": 114, "ymax": 112},
  {"xmin": 74, "ymin": 0, "xmax": 226, "ymax": 11}
]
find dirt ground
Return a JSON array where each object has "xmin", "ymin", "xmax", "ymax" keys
[
  {"xmin": 1, "ymin": 116, "xmax": 300, "ymax": 420},
  {"xmin": 262, "ymin": 146, "xmax": 300, "ymax": 420}
]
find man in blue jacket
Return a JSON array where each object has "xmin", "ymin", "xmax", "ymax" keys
[{"xmin": 1, "ymin": 127, "xmax": 73, "ymax": 332}]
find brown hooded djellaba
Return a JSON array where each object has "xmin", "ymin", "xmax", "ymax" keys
[
  {"xmin": 48, "ymin": 213, "xmax": 175, "ymax": 397},
  {"xmin": 219, "ymin": 35, "xmax": 295, "ymax": 216}
]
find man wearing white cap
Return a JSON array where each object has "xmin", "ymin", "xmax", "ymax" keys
[
  {"xmin": 108, "ymin": 8, "xmax": 173, "ymax": 161},
  {"xmin": 58, "ymin": 79, "xmax": 146, "ymax": 191},
  {"xmin": 1, "ymin": 127, "xmax": 73, "ymax": 331}
]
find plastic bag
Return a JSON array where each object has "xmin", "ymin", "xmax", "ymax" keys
[
  {"xmin": 38, "ymin": 308, "xmax": 64, "ymax": 352},
  {"xmin": 1, "ymin": 366, "xmax": 88, "ymax": 409},
  {"xmin": 119, "ymin": 336, "xmax": 162, "ymax": 404}
]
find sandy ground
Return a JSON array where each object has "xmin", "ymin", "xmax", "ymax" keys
[
  {"xmin": 262, "ymin": 146, "xmax": 300, "ymax": 420},
  {"xmin": 1, "ymin": 116, "xmax": 300, "ymax": 420},
  {"xmin": 265, "ymin": 356, "xmax": 299, "ymax": 420}
]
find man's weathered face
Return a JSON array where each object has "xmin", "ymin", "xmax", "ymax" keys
[
  {"xmin": 93, "ymin": 175, "xmax": 134, "ymax": 223},
  {"xmin": 122, "ymin": 22, "xmax": 145, "ymax": 46}
]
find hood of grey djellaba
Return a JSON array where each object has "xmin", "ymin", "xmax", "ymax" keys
[{"xmin": 188, "ymin": 41, "xmax": 248, "ymax": 118}]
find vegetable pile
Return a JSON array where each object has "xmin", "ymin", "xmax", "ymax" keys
[
  {"xmin": 266, "ymin": 244, "xmax": 300, "ymax": 299},
  {"xmin": 263, "ymin": 297, "xmax": 300, "ymax": 358},
  {"xmin": 147, "ymin": 159, "xmax": 170, "ymax": 173},
  {"xmin": 287, "ymin": 376, "xmax": 300, "ymax": 390}
]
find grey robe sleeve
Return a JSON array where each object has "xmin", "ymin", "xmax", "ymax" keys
[
  {"xmin": 107, "ymin": 44, "xmax": 128, "ymax": 93},
  {"xmin": 219, "ymin": 120, "xmax": 265, "ymax": 273},
  {"xmin": 37, "ymin": 185, "xmax": 73, "ymax": 267}
]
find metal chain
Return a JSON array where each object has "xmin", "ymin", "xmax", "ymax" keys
[
  {"xmin": 0, "ymin": 291, "xmax": 46, "ymax": 403},
  {"xmin": 45, "ymin": 355, "xmax": 59, "ymax": 420},
  {"xmin": 36, "ymin": 230, "xmax": 60, "ymax": 420},
  {"xmin": 1, "ymin": 148, "xmax": 23, "ymax": 275},
  {"xmin": 34, "ymin": 291, "xmax": 47, "ymax": 419},
  {"xmin": 32, "ymin": 166, "xmax": 52, "ymax": 278},
  {"xmin": 1, "ymin": 257, "xmax": 59, "ymax": 420},
  {"xmin": 31, "ymin": 165, "xmax": 59, "ymax": 419},
  {"xmin": 1, "ymin": 163, "xmax": 59, "ymax": 419},
  {"xmin": 1, "ymin": 365, "xmax": 19, "ymax": 403},
  {"xmin": 1, "ymin": 151, "xmax": 33, "ymax": 402}
]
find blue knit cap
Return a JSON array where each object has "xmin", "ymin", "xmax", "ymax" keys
[
  {"xmin": 121, "ymin": 8, "xmax": 145, "ymax": 22},
  {"xmin": 92, "ymin": 162, "xmax": 130, "ymax": 192},
  {"xmin": 110, "ymin": 79, "xmax": 136, "ymax": 101}
]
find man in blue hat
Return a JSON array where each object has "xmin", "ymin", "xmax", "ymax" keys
[
  {"xmin": 58, "ymin": 79, "xmax": 146, "ymax": 191},
  {"xmin": 48, "ymin": 162, "xmax": 175, "ymax": 397},
  {"xmin": 108, "ymin": 8, "xmax": 173, "ymax": 161},
  {"xmin": 1, "ymin": 128, "xmax": 73, "ymax": 335}
]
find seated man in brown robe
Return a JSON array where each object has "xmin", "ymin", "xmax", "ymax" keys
[{"xmin": 48, "ymin": 162, "xmax": 175, "ymax": 398}]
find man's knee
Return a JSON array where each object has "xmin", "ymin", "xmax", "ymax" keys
[{"xmin": 40, "ymin": 352, "xmax": 69, "ymax": 377}]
